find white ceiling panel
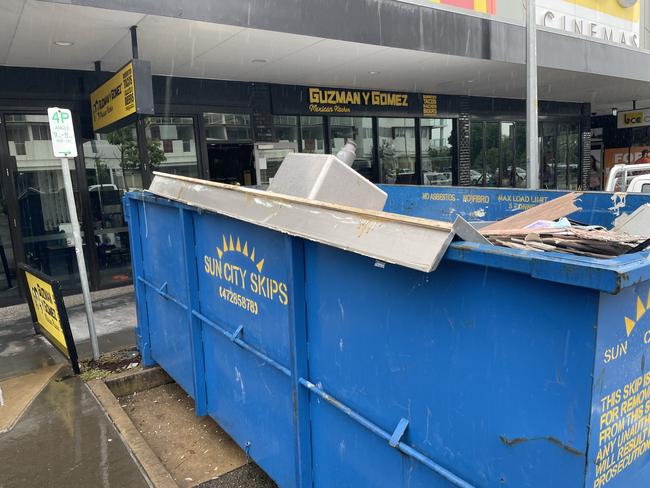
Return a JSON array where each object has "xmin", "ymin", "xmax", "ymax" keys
[
  {"xmin": 182, "ymin": 28, "xmax": 323, "ymax": 79},
  {"xmin": 0, "ymin": 0, "xmax": 26, "ymax": 65},
  {"xmin": 101, "ymin": 15, "xmax": 245, "ymax": 74},
  {"xmin": 5, "ymin": 0, "xmax": 144, "ymax": 70},
  {"xmin": 258, "ymin": 38, "xmax": 388, "ymax": 81}
]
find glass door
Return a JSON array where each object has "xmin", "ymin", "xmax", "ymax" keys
[
  {"xmin": 0, "ymin": 174, "xmax": 19, "ymax": 305},
  {"xmin": 3, "ymin": 113, "xmax": 86, "ymax": 291}
]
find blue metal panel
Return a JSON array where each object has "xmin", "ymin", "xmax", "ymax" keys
[
  {"xmin": 180, "ymin": 209, "xmax": 208, "ymax": 416},
  {"xmin": 137, "ymin": 201, "xmax": 194, "ymax": 397},
  {"xmin": 586, "ymin": 283, "xmax": 650, "ymax": 487},
  {"xmin": 123, "ymin": 196, "xmax": 154, "ymax": 367},
  {"xmin": 381, "ymin": 186, "xmax": 650, "ymax": 228},
  {"xmin": 192, "ymin": 212, "xmax": 296, "ymax": 487},
  {"xmin": 445, "ymin": 243, "xmax": 650, "ymax": 295},
  {"xmin": 304, "ymin": 242, "xmax": 597, "ymax": 487},
  {"xmin": 286, "ymin": 237, "xmax": 313, "ymax": 488}
]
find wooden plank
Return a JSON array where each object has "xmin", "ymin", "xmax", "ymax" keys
[{"xmin": 481, "ymin": 192, "xmax": 582, "ymax": 233}]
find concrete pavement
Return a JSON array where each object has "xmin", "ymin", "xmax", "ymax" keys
[
  {"xmin": 0, "ymin": 286, "xmax": 147, "ymax": 488},
  {"xmin": 0, "ymin": 285, "xmax": 137, "ymax": 366},
  {"xmin": 0, "ymin": 371, "xmax": 150, "ymax": 488}
]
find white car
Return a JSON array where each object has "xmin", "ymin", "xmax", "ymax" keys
[
  {"xmin": 605, "ymin": 164, "xmax": 650, "ymax": 193},
  {"xmin": 88, "ymin": 183, "xmax": 119, "ymax": 192}
]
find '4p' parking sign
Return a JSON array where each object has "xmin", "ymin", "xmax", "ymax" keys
[{"xmin": 47, "ymin": 107, "xmax": 78, "ymax": 158}]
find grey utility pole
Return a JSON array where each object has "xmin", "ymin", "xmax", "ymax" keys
[{"xmin": 526, "ymin": 0, "xmax": 540, "ymax": 189}]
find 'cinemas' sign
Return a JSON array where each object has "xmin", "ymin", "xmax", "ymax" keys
[{"xmin": 537, "ymin": 0, "xmax": 640, "ymax": 47}]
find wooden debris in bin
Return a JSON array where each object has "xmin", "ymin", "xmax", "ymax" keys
[
  {"xmin": 481, "ymin": 192, "xmax": 582, "ymax": 233},
  {"xmin": 480, "ymin": 192, "xmax": 650, "ymax": 258}
]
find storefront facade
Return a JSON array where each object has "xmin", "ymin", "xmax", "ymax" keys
[{"xmin": 0, "ymin": 65, "xmax": 591, "ymax": 305}]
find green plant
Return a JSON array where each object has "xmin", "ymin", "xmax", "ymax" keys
[{"xmin": 106, "ymin": 121, "xmax": 166, "ymax": 172}]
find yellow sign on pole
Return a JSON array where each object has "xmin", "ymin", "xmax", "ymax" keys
[
  {"xmin": 21, "ymin": 265, "xmax": 80, "ymax": 373},
  {"xmin": 90, "ymin": 61, "xmax": 137, "ymax": 132}
]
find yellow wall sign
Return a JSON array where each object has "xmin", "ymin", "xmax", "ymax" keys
[
  {"xmin": 90, "ymin": 61, "xmax": 137, "ymax": 132},
  {"xmin": 307, "ymin": 87, "xmax": 411, "ymax": 114},
  {"xmin": 21, "ymin": 265, "xmax": 79, "ymax": 373}
]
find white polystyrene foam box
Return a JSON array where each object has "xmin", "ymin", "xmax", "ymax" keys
[{"xmin": 267, "ymin": 153, "xmax": 387, "ymax": 211}]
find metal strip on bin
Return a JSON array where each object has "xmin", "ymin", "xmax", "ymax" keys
[
  {"xmin": 137, "ymin": 276, "xmax": 188, "ymax": 311},
  {"xmin": 192, "ymin": 310, "xmax": 291, "ymax": 377},
  {"xmin": 190, "ymin": 308, "xmax": 474, "ymax": 488},
  {"xmin": 298, "ymin": 378, "xmax": 476, "ymax": 488}
]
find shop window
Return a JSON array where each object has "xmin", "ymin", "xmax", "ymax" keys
[
  {"xmin": 329, "ymin": 117, "xmax": 375, "ymax": 182},
  {"xmin": 273, "ymin": 115, "xmax": 298, "ymax": 144},
  {"xmin": 8, "ymin": 114, "xmax": 84, "ymax": 290},
  {"xmin": 420, "ymin": 118, "xmax": 453, "ymax": 186},
  {"xmin": 149, "ymin": 125, "xmax": 161, "ymax": 140},
  {"xmin": 83, "ymin": 127, "xmax": 138, "ymax": 288},
  {"xmin": 31, "ymin": 124, "xmax": 51, "ymax": 141},
  {"xmin": 378, "ymin": 118, "xmax": 416, "ymax": 184},
  {"xmin": 204, "ymin": 112, "xmax": 252, "ymax": 142},
  {"xmin": 484, "ymin": 122, "xmax": 500, "ymax": 187},
  {"xmin": 541, "ymin": 122, "xmax": 581, "ymax": 190},
  {"xmin": 6, "ymin": 125, "xmax": 28, "ymax": 156},
  {"xmin": 146, "ymin": 117, "xmax": 199, "ymax": 177},
  {"xmin": 499, "ymin": 122, "xmax": 514, "ymax": 187},
  {"xmin": 470, "ymin": 120, "xmax": 528, "ymax": 188},
  {"xmin": 299, "ymin": 116, "xmax": 325, "ymax": 154},
  {"xmin": 470, "ymin": 122, "xmax": 485, "ymax": 185},
  {"xmin": 513, "ymin": 122, "xmax": 527, "ymax": 188}
]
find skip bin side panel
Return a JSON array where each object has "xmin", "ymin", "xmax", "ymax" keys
[
  {"xmin": 125, "ymin": 197, "xmax": 153, "ymax": 367},
  {"xmin": 586, "ymin": 284, "xmax": 650, "ymax": 488},
  {"xmin": 193, "ymin": 212, "xmax": 296, "ymax": 488},
  {"xmin": 381, "ymin": 186, "xmax": 650, "ymax": 228},
  {"xmin": 304, "ymin": 242, "xmax": 596, "ymax": 488},
  {"xmin": 137, "ymin": 201, "xmax": 194, "ymax": 397}
]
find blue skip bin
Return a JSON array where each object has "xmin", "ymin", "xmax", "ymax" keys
[{"xmin": 125, "ymin": 176, "xmax": 650, "ymax": 488}]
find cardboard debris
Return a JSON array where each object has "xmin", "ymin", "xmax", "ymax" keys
[
  {"xmin": 480, "ymin": 192, "xmax": 649, "ymax": 258},
  {"xmin": 484, "ymin": 225, "xmax": 650, "ymax": 258}
]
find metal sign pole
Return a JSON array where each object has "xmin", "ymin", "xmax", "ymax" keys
[
  {"xmin": 60, "ymin": 157, "xmax": 99, "ymax": 360},
  {"xmin": 526, "ymin": 0, "xmax": 540, "ymax": 189},
  {"xmin": 48, "ymin": 107, "xmax": 100, "ymax": 361}
]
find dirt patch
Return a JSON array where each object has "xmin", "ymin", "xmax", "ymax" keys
[
  {"xmin": 120, "ymin": 383, "xmax": 251, "ymax": 488},
  {"xmin": 196, "ymin": 464, "xmax": 277, "ymax": 488},
  {"xmin": 80, "ymin": 348, "xmax": 141, "ymax": 381}
]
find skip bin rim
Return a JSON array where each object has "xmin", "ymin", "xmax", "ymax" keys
[{"xmin": 125, "ymin": 191, "xmax": 650, "ymax": 295}]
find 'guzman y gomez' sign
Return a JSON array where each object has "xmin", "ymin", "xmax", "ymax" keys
[{"xmin": 271, "ymin": 85, "xmax": 438, "ymax": 117}]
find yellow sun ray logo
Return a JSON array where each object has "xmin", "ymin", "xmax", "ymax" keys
[
  {"xmin": 215, "ymin": 234, "xmax": 264, "ymax": 273},
  {"xmin": 624, "ymin": 290, "xmax": 650, "ymax": 336}
]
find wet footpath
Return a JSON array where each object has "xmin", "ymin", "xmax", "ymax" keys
[{"xmin": 0, "ymin": 288, "xmax": 149, "ymax": 488}]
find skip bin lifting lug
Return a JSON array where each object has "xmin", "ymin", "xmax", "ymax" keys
[
  {"xmin": 389, "ymin": 418, "xmax": 409, "ymax": 448},
  {"xmin": 231, "ymin": 325, "xmax": 244, "ymax": 342}
]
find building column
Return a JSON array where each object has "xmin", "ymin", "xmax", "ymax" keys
[
  {"xmin": 457, "ymin": 97, "xmax": 471, "ymax": 186},
  {"xmin": 581, "ymin": 103, "xmax": 592, "ymax": 190}
]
